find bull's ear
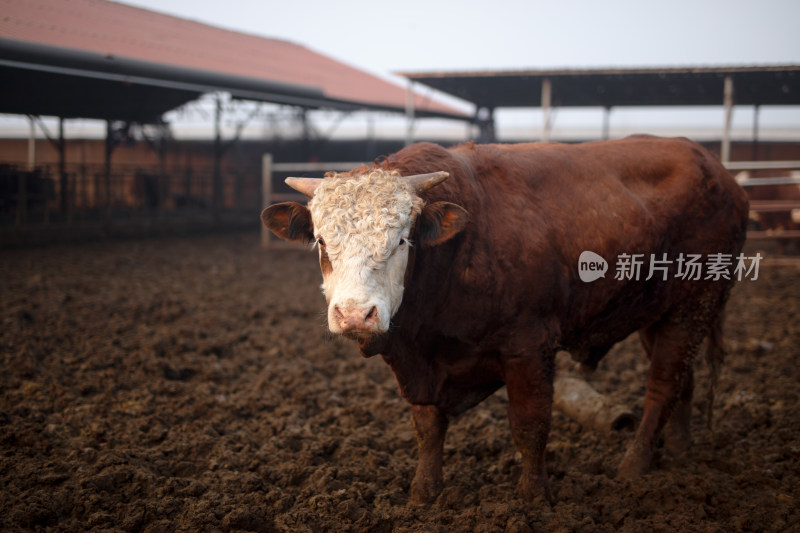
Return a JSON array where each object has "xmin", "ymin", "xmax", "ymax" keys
[
  {"xmin": 261, "ymin": 202, "xmax": 314, "ymax": 243},
  {"xmin": 416, "ymin": 201, "xmax": 468, "ymax": 247}
]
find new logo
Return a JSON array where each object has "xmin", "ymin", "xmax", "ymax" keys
[{"xmin": 578, "ymin": 251, "xmax": 608, "ymax": 282}]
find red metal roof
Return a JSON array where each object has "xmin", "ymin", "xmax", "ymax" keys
[{"xmin": 0, "ymin": 0, "xmax": 466, "ymax": 118}]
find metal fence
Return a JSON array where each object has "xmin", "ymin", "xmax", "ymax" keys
[
  {"xmin": 0, "ymin": 160, "xmax": 264, "ymax": 245},
  {"xmin": 259, "ymin": 154, "xmax": 364, "ymax": 248},
  {"xmin": 258, "ymin": 156, "xmax": 800, "ymax": 249},
  {"xmin": 7, "ymin": 155, "xmax": 799, "ymax": 246},
  {"xmin": 1, "ymin": 161, "xmax": 262, "ymax": 222},
  {"xmin": 725, "ymin": 160, "xmax": 800, "ymax": 242}
]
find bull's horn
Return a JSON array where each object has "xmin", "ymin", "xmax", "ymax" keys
[
  {"xmin": 285, "ymin": 177, "xmax": 323, "ymax": 198},
  {"xmin": 405, "ymin": 171, "xmax": 450, "ymax": 193}
]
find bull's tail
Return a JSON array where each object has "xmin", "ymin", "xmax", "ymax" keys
[{"xmin": 705, "ymin": 311, "xmax": 726, "ymax": 430}]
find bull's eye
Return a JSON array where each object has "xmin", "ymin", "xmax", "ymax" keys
[
  {"xmin": 316, "ymin": 237, "xmax": 325, "ymax": 248},
  {"xmin": 390, "ymin": 237, "xmax": 408, "ymax": 257}
]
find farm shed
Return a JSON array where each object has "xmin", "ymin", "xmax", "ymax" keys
[
  {"xmin": 397, "ymin": 66, "xmax": 800, "ymax": 246},
  {"xmin": 399, "ymin": 66, "xmax": 800, "ymax": 161},
  {"xmin": 0, "ymin": 0, "xmax": 466, "ymax": 242}
]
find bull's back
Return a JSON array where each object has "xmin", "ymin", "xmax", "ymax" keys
[
  {"xmin": 459, "ymin": 136, "xmax": 749, "ymax": 355},
  {"xmin": 459, "ymin": 136, "xmax": 744, "ymax": 234},
  {"xmin": 450, "ymin": 136, "xmax": 747, "ymax": 265},
  {"xmin": 388, "ymin": 137, "xmax": 748, "ymax": 351}
]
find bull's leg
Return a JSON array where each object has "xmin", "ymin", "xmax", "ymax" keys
[
  {"xmin": 638, "ymin": 327, "xmax": 693, "ymax": 455},
  {"xmin": 620, "ymin": 321, "xmax": 702, "ymax": 478},
  {"xmin": 503, "ymin": 355, "xmax": 554, "ymax": 502},
  {"xmin": 409, "ymin": 404, "xmax": 448, "ymax": 504},
  {"xmin": 662, "ymin": 369, "xmax": 693, "ymax": 455}
]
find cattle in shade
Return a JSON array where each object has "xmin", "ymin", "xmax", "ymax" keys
[{"xmin": 261, "ymin": 135, "xmax": 749, "ymax": 504}]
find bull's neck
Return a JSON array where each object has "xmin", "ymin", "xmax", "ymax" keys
[{"xmin": 358, "ymin": 335, "xmax": 388, "ymax": 358}]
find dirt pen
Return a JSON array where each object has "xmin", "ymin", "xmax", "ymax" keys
[{"xmin": 1, "ymin": 233, "xmax": 798, "ymax": 532}]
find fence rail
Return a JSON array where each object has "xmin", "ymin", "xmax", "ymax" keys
[
  {"xmin": 724, "ymin": 161, "xmax": 800, "ymax": 171},
  {"xmin": 1, "ymin": 160, "xmax": 264, "ymax": 246},
  {"xmin": 736, "ymin": 177, "xmax": 800, "ymax": 187},
  {"xmin": 260, "ymin": 155, "xmax": 364, "ymax": 248},
  {"xmin": 2, "ymin": 162, "xmax": 261, "ymax": 220},
  {"xmin": 726, "ymin": 160, "xmax": 800, "ymax": 245},
  {"xmin": 259, "ymin": 156, "xmax": 800, "ymax": 249}
]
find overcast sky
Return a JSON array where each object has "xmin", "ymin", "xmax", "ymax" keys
[
  {"xmin": 111, "ymin": 0, "xmax": 800, "ymax": 140},
  {"xmin": 121, "ymin": 0, "xmax": 800, "ymax": 75},
  {"xmin": 5, "ymin": 0, "xmax": 798, "ymax": 140}
]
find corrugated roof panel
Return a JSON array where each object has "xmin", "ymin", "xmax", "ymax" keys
[{"xmin": 0, "ymin": 0, "xmax": 467, "ymax": 117}]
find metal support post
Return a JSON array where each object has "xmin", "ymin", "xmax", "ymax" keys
[
  {"xmin": 751, "ymin": 105, "xmax": 760, "ymax": 160},
  {"xmin": 475, "ymin": 107, "xmax": 496, "ymax": 143},
  {"xmin": 405, "ymin": 80, "xmax": 415, "ymax": 146},
  {"xmin": 212, "ymin": 94, "xmax": 223, "ymax": 222},
  {"xmin": 721, "ymin": 76, "xmax": 734, "ymax": 163},
  {"xmin": 541, "ymin": 78, "xmax": 552, "ymax": 142},
  {"xmin": 27, "ymin": 115, "xmax": 35, "ymax": 171},
  {"xmin": 104, "ymin": 120, "xmax": 113, "ymax": 221},
  {"xmin": 261, "ymin": 153, "xmax": 273, "ymax": 248},
  {"xmin": 58, "ymin": 117, "xmax": 67, "ymax": 219}
]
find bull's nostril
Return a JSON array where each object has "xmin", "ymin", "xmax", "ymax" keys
[{"xmin": 334, "ymin": 305, "xmax": 378, "ymax": 332}]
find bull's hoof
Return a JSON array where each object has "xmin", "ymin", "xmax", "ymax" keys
[
  {"xmin": 617, "ymin": 445, "xmax": 653, "ymax": 479},
  {"xmin": 409, "ymin": 477, "xmax": 442, "ymax": 505},
  {"xmin": 662, "ymin": 421, "xmax": 691, "ymax": 456},
  {"xmin": 517, "ymin": 476, "xmax": 552, "ymax": 504}
]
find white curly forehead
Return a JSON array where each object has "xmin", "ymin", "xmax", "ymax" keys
[{"xmin": 308, "ymin": 170, "xmax": 424, "ymax": 260}]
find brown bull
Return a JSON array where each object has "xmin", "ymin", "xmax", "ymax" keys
[{"xmin": 262, "ymin": 135, "xmax": 749, "ymax": 503}]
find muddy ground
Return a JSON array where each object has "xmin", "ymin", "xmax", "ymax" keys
[{"xmin": 1, "ymin": 233, "xmax": 798, "ymax": 532}]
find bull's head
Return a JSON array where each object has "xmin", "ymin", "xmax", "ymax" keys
[{"xmin": 261, "ymin": 169, "xmax": 468, "ymax": 340}]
